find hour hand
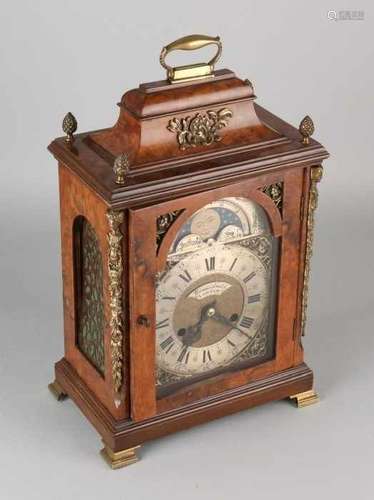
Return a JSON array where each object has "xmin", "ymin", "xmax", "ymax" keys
[
  {"xmin": 211, "ymin": 311, "xmax": 233, "ymax": 328},
  {"xmin": 180, "ymin": 301, "xmax": 216, "ymax": 346},
  {"xmin": 182, "ymin": 323, "xmax": 202, "ymax": 346}
]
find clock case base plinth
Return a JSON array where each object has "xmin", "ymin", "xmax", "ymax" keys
[{"xmin": 51, "ymin": 357, "xmax": 315, "ymax": 468}]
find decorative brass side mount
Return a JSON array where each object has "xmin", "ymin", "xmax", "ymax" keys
[
  {"xmin": 106, "ymin": 210, "xmax": 125, "ymax": 398},
  {"xmin": 160, "ymin": 34, "xmax": 222, "ymax": 83},
  {"xmin": 301, "ymin": 166, "xmax": 323, "ymax": 336}
]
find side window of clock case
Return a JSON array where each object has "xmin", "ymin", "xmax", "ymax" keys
[
  {"xmin": 58, "ymin": 164, "xmax": 128, "ymax": 420},
  {"xmin": 129, "ymin": 169, "xmax": 304, "ymax": 421},
  {"xmin": 73, "ymin": 216, "xmax": 105, "ymax": 375}
]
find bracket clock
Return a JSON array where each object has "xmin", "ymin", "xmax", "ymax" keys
[{"xmin": 48, "ymin": 35, "xmax": 329, "ymax": 469}]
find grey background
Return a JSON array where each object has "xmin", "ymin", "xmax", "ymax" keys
[{"xmin": 1, "ymin": 1, "xmax": 373, "ymax": 499}]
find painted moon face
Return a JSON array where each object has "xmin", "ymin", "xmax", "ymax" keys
[{"xmin": 190, "ymin": 208, "xmax": 221, "ymax": 240}]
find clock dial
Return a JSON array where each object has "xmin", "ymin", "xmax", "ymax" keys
[
  {"xmin": 157, "ymin": 243, "xmax": 268, "ymax": 377},
  {"xmin": 156, "ymin": 197, "xmax": 277, "ymax": 387}
]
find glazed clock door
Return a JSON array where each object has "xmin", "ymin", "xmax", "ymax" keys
[
  {"xmin": 129, "ymin": 170, "xmax": 304, "ymax": 421},
  {"xmin": 155, "ymin": 197, "xmax": 277, "ymax": 393}
]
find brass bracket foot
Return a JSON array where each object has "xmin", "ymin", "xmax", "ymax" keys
[
  {"xmin": 100, "ymin": 442, "xmax": 140, "ymax": 469},
  {"xmin": 289, "ymin": 389, "xmax": 319, "ymax": 408},
  {"xmin": 48, "ymin": 380, "xmax": 68, "ymax": 401}
]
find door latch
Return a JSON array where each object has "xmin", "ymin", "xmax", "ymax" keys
[{"xmin": 137, "ymin": 315, "xmax": 151, "ymax": 327}]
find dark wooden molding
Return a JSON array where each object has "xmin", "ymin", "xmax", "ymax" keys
[
  {"xmin": 55, "ymin": 357, "xmax": 313, "ymax": 452},
  {"xmin": 48, "ymin": 104, "xmax": 328, "ymax": 208}
]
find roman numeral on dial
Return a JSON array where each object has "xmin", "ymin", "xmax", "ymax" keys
[
  {"xmin": 156, "ymin": 318, "xmax": 169, "ymax": 329},
  {"xmin": 177, "ymin": 346, "xmax": 189, "ymax": 363},
  {"xmin": 160, "ymin": 336, "xmax": 174, "ymax": 353},
  {"xmin": 203, "ymin": 349, "xmax": 212, "ymax": 363},
  {"xmin": 179, "ymin": 270, "xmax": 192, "ymax": 283},
  {"xmin": 248, "ymin": 293, "xmax": 261, "ymax": 304},
  {"xmin": 243, "ymin": 271, "xmax": 256, "ymax": 283},
  {"xmin": 205, "ymin": 256, "xmax": 215, "ymax": 271},
  {"xmin": 229, "ymin": 257, "xmax": 238, "ymax": 272},
  {"xmin": 240, "ymin": 316, "xmax": 254, "ymax": 329}
]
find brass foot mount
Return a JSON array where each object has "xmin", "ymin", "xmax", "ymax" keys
[
  {"xmin": 48, "ymin": 380, "xmax": 68, "ymax": 401},
  {"xmin": 100, "ymin": 442, "xmax": 141, "ymax": 469},
  {"xmin": 289, "ymin": 389, "xmax": 319, "ymax": 408}
]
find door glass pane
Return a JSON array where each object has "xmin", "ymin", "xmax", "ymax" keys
[{"xmin": 155, "ymin": 197, "xmax": 278, "ymax": 396}]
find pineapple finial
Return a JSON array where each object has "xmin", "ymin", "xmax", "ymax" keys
[
  {"xmin": 62, "ymin": 112, "xmax": 77, "ymax": 144},
  {"xmin": 299, "ymin": 115, "xmax": 314, "ymax": 145},
  {"xmin": 113, "ymin": 153, "xmax": 130, "ymax": 185}
]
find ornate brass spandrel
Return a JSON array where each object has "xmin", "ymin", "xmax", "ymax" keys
[
  {"xmin": 62, "ymin": 112, "xmax": 77, "ymax": 143},
  {"xmin": 156, "ymin": 367, "xmax": 180, "ymax": 387},
  {"xmin": 260, "ymin": 182, "xmax": 283, "ymax": 214},
  {"xmin": 106, "ymin": 210, "xmax": 125, "ymax": 397},
  {"xmin": 167, "ymin": 108, "xmax": 233, "ymax": 150},
  {"xmin": 113, "ymin": 153, "xmax": 130, "ymax": 185},
  {"xmin": 301, "ymin": 166, "xmax": 323, "ymax": 336},
  {"xmin": 156, "ymin": 210, "xmax": 183, "ymax": 249},
  {"xmin": 299, "ymin": 115, "xmax": 315, "ymax": 145},
  {"xmin": 236, "ymin": 315, "xmax": 269, "ymax": 363},
  {"xmin": 239, "ymin": 234, "xmax": 272, "ymax": 271}
]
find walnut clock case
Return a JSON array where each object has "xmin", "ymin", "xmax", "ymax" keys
[{"xmin": 48, "ymin": 35, "xmax": 329, "ymax": 469}]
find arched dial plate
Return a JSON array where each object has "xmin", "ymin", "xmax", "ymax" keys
[{"xmin": 155, "ymin": 197, "xmax": 277, "ymax": 386}]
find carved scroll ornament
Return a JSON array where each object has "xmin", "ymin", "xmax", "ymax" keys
[
  {"xmin": 106, "ymin": 210, "xmax": 124, "ymax": 395},
  {"xmin": 301, "ymin": 166, "xmax": 323, "ymax": 335},
  {"xmin": 167, "ymin": 108, "xmax": 233, "ymax": 150},
  {"xmin": 260, "ymin": 182, "xmax": 283, "ymax": 214}
]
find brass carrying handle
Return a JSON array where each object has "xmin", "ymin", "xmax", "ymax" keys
[{"xmin": 160, "ymin": 34, "xmax": 222, "ymax": 83}]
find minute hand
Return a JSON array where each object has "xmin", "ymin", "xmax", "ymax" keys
[{"xmin": 211, "ymin": 312, "xmax": 251, "ymax": 340}]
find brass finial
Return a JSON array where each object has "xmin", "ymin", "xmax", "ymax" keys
[
  {"xmin": 62, "ymin": 112, "xmax": 77, "ymax": 143},
  {"xmin": 243, "ymin": 79, "xmax": 254, "ymax": 92},
  {"xmin": 299, "ymin": 115, "xmax": 314, "ymax": 145},
  {"xmin": 113, "ymin": 153, "xmax": 130, "ymax": 185}
]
